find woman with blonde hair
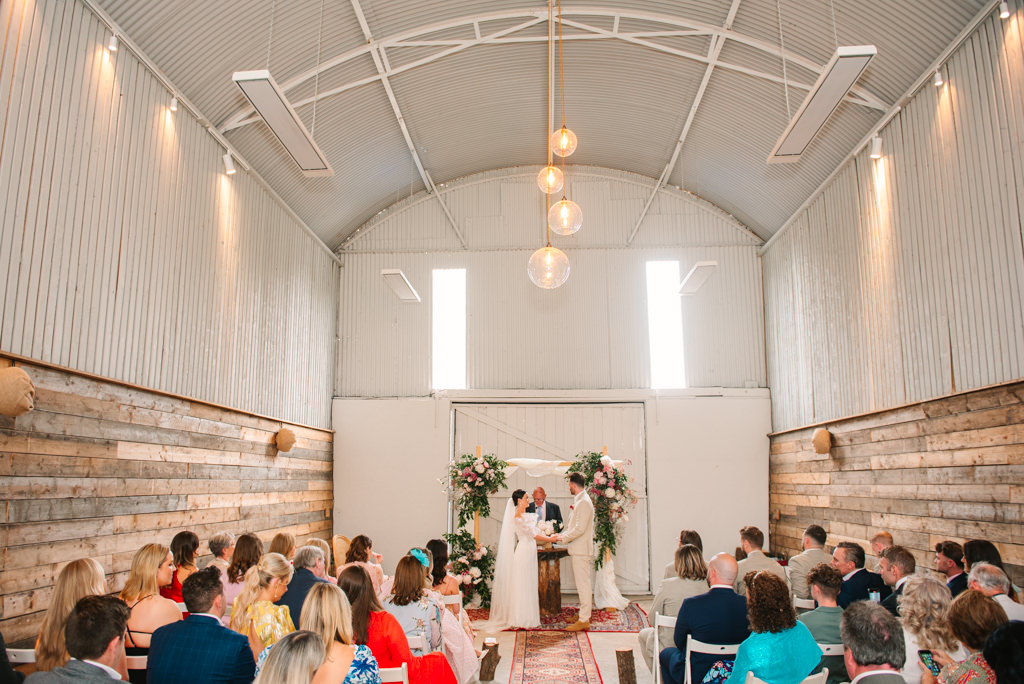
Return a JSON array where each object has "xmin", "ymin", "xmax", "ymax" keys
[
  {"xmin": 120, "ymin": 544, "xmax": 182, "ymax": 683},
  {"xmin": 308, "ymin": 538, "xmax": 338, "ymax": 583},
  {"xmin": 899, "ymin": 575, "xmax": 967, "ymax": 683},
  {"xmin": 269, "ymin": 532, "xmax": 297, "ymax": 561},
  {"xmin": 302, "ymin": 582, "xmax": 381, "ymax": 683},
  {"xmin": 34, "ymin": 558, "xmax": 107, "ymax": 671},
  {"xmin": 639, "ymin": 544, "xmax": 708, "ymax": 670},
  {"xmin": 230, "ymin": 551, "xmax": 295, "ymax": 657},
  {"xmin": 253, "ymin": 630, "xmax": 325, "ymax": 684}
]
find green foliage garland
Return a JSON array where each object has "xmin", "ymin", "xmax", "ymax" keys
[
  {"xmin": 443, "ymin": 530, "xmax": 496, "ymax": 607},
  {"xmin": 568, "ymin": 451, "xmax": 637, "ymax": 569},
  {"xmin": 448, "ymin": 452, "xmax": 508, "ymax": 527}
]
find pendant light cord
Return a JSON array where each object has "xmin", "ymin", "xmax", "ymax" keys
[
  {"xmin": 546, "ymin": 0, "xmax": 553, "ymax": 245},
  {"xmin": 776, "ymin": 0, "xmax": 791, "ymax": 119},
  {"xmin": 557, "ymin": 0, "xmax": 567, "ymax": 183},
  {"xmin": 311, "ymin": 0, "xmax": 326, "ymax": 137},
  {"xmin": 265, "ymin": 0, "xmax": 277, "ymax": 70}
]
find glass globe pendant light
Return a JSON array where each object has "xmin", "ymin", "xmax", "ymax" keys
[
  {"xmin": 527, "ymin": 242, "xmax": 570, "ymax": 289},
  {"xmin": 548, "ymin": 196, "xmax": 582, "ymax": 235},
  {"xmin": 537, "ymin": 165, "xmax": 563, "ymax": 194},
  {"xmin": 549, "ymin": 126, "xmax": 577, "ymax": 157}
]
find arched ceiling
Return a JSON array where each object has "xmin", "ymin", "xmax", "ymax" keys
[{"xmin": 93, "ymin": 0, "xmax": 988, "ymax": 249}]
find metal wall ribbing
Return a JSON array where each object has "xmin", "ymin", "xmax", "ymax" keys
[
  {"xmin": 763, "ymin": 8, "xmax": 1024, "ymax": 432},
  {"xmin": 0, "ymin": 0, "xmax": 339, "ymax": 427}
]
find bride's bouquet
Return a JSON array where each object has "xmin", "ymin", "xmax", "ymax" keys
[{"xmin": 536, "ymin": 520, "xmax": 557, "ymax": 548}]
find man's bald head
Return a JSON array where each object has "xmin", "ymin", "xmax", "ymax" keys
[{"xmin": 708, "ymin": 553, "xmax": 739, "ymax": 586}]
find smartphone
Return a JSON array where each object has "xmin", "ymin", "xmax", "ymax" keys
[{"xmin": 918, "ymin": 650, "xmax": 941, "ymax": 676}]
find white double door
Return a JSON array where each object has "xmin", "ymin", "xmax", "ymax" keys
[{"xmin": 452, "ymin": 402, "xmax": 650, "ymax": 594}]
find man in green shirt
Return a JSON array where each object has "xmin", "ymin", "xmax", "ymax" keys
[{"xmin": 797, "ymin": 563, "xmax": 847, "ymax": 684}]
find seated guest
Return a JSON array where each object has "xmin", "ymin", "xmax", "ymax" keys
[
  {"xmin": 933, "ymin": 541, "xmax": 967, "ymax": 598},
  {"xmin": 525, "ymin": 487, "xmax": 563, "ymax": 531},
  {"xmin": 639, "ymin": 545, "xmax": 708, "ymax": 672},
  {"xmin": 269, "ymin": 533, "xmax": 297, "ymax": 561},
  {"xmin": 788, "ymin": 525, "xmax": 833, "ymax": 600},
  {"xmin": 2, "ymin": 629, "xmax": 26, "ymax": 684},
  {"xmin": 278, "ymin": 546, "xmax": 330, "ymax": 627},
  {"xmin": 426, "ymin": 539, "xmax": 461, "ymax": 599},
  {"xmin": 870, "ymin": 531, "xmax": 895, "ymax": 572},
  {"xmin": 797, "ymin": 564, "xmax": 847, "ymax": 684},
  {"xmin": 899, "ymin": 576, "xmax": 965, "ymax": 684},
  {"xmin": 224, "ymin": 534, "xmax": 264, "ymax": 610},
  {"xmin": 147, "ymin": 567, "xmax": 255, "ymax": 684},
  {"xmin": 839, "ymin": 602, "xmax": 906, "ymax": 684},
  {"xmin": 982, "ymin": 621, "xmax": 1024, "ymax": 684},
  {"xmin": 663, "ymin": 530, "xmax": 703, "ymax": 580},
  {"xmin": 659, "ymin": 553, "xmax": 750, "ymax": 684},
  {"xmin": 383, "ymin": 555, "xmax": 442, "ymax": 655},
  {"xmin": 300, "ymin": 583, "xmax": 380, "ymax": 684},
  {"xmin": 120, "ymin": 544, "xmax": 182, "ymax": 684},
  {"xmin": 735, "ymin": 526, "xmax": 788, "ymax": 596},
  {"xmin": 921, "ymin": 590, "xmax": 1007, "ymax": 684},
  {"xmin": 208, "ymin": 533, "xmax": 236, "ymax": 574},
  {"xmin": 963, "ymin": 540, "xmax": 1019, "ymax": 600},
  {"xmin": 832, "ymin": 541, "xmax": 890, "ymax": 608},
  {"xmin": 252, "ymin": 631, "xmax": 324, "ymax": 684},
  {"xmin": 337, "ymin": 536, "xmax": 385, "ymax": 596},
  {"xmin": 722, "ymin": 571, "xmax": 820, "ymax": 684},
  {"xmin": 878, "ymin": 546, "xmax": 916, "ymax": 616},
  {"xmin": 25, "ymin": 596, "xmax": 131, "ymax": 684},
  {"xmin": 35, "ymin": 559, "xmax": 108, "ymax": 672},
  {"xmin": 338, "ymin": 566, "xmax": 456, "ymax": 684},
  {"xmin": 307, "ymin": 539, "xmax": 338, "ymax": 584},
  {"xmin": 419, "ymin": 547, "xmax": 479, "ymax": 684},
  {"xmin": 967, "ymin": 562, "xmax": 1024, "ymax": 621},
  {"xmin": 230, "ymin": 552, "xmax": 295, "ymax": 653},
  {"xmin": 161, "ymin": 531, "xmax": 199, "ymax": 604}
]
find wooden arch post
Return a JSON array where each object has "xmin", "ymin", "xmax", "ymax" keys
[{"xmin": 473, "ymin": 445, "xmax": 482, "ymax": 543}]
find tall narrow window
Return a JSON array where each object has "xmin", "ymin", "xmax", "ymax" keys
[
  {"xmin": 646, "ymin": 260, "xmax": 686, "ymax": 389},
  {"xmin": 432, "ymin": 268, "xmax": 467, "ymax": 390}
]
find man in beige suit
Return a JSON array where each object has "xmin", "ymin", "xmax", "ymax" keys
[
  {"xmin": 788, "ymin": 524, "xmax": 833, "ymax": 599},
  {"xmin": 556, "ymin": 471, "xmax": 595, "ymax": 631},
  {"xmin": 734, "ymin": 525, "xmax": 788, "ymax": 596}
]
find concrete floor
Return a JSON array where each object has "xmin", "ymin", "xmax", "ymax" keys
[{"xmin": 473, "ymin": 594, "xmax": 656, "ymax": 684}]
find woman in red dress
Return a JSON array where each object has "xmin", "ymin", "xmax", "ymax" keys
[
  {"xmin": 339, "ymin": 565, "xmax": 457, "ymax": 684},
  {"xmin": 159, "ymin": 530, "xmax": 199, "ymax": 604}
]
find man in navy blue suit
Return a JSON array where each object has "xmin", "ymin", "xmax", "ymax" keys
[
  {"xmin": 277, "ymin": 545, "xmax": 330, "ymax": 626},
  {"xmin": 934, "ymin": 541, "xmax": 967, "ymax": 598},
  {"xmin": 148, "ymin": 566, "xmax": 255, "ymax": 684},
  {"xmin": 832, "ymin": 542, "xmax": 890, "ymax": 608},
  {"xmin": 659, "ymin": 553, "xmax": 750, "ymax": 684},
  {"xmin": 525, "ymin": 487, "xmax": 563, "ymax": 532}
]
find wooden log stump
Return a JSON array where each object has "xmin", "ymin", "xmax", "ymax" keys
[
  {"xmin": 615, "ymin": 648, "xmax": 637, "ymax": 684},
  {"xmin": 538, "ymin": 547, "xmax": 569, "ymax": 616},
  {"xmin": 479, "ymin": 643, "xmax": 500, "ymax": 681}
]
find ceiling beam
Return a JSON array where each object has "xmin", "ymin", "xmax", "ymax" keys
[
  {"xmin": 627, "ymin": 0, "xmax": 744, "ymax": 245},
  {"xmin": 348, "ymin": 0, "xmax": 467, "ymax": 249}
]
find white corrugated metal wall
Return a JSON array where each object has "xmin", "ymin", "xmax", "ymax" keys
[
  {"xmin": 336, "ymin": 168, "xmax": 766, "ymax": 396},
  {"xmin": 0, "ymin": 0, "xmax": 339, "ymax": 427},
  {"xmin": 763, "ymin": 9, "xmax": 1024, "ymax": 432}
]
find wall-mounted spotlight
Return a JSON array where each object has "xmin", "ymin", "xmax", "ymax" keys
[
  {"xmin": 869, "ymin": 136, "xmax": 882, "ymax": 159},
  {"xmin": 933, "ymin": 69, "xmax": 944, "ymax": 87},
  {"xmin": 1000, "ymin": 1, "xmax": 1010, "ymax": 19},
  {"xmin": 169, "ymin": 95, "xmax": 178, "ymax": 112},
  {"xmin": 222, "ymin": 152, "xmax": 237, "ymax": 175},
  {"xmin": 107, "ymin": 33, "xmax": 118, "ymax": 52}
]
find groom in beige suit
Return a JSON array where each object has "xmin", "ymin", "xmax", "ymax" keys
[{"xmin": 555, "ymin": 472, "xmax": 595, "ymax": 631}]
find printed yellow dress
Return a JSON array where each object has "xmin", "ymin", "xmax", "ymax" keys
[{"xmin": 241, "ymin": 599, "xmax": 295, "ymax": 647}]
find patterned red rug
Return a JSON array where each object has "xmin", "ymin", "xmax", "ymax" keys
[
  {"xmin": 510, "ymin": 630, "xmax": 603, "ymax": 684},
  {"xmin": 468, "ymin": 601, "xmax": 649, "ymax": 632}
]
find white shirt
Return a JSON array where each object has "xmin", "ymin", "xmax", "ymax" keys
[
  {"xmin": 79, "ymin": 659, "xmax": 122, "ymax": 679},
  {"xmin": 895, "ymin": 576, "xmax": 909, "ymax": 591},
  {"xmin": 844, "ymin": 568, "xmax": 862, "ymax": 581},
  {"xmin": 709, "ymin": 584, "xmax": 734, "ymax": 590},
  {"xmin": 994, "ymin": 593, "xmax": 1024, "ymax": 621}
]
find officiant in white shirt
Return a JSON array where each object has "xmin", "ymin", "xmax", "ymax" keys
[{"xmin": 525, "ymin": 487, "xmax": 563, "ymax": 532}]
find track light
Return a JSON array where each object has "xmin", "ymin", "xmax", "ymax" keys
[
  {"xmin": 1000, "ymin": 1, "xmax": 1010, "ymax": 19},
  {"xmin": 107, "ymin": 33, "xmax": 118, "ymax": 52},
  {"xmin": 169, "ymin": 95, "xmax": 178, "ymax": 112},
  {"xmin": 933, "ymin": 69, "xmax": 944, "ymax": 87},
  {"xmin": 222, "ymin": 153, "xmax": 236, "ymax": 175},
  {"xmin": 869, "ymin": 136, "xmax": 882, "ymax": 159}
]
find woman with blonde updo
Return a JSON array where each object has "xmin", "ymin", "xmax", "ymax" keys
[
  {"xmin": 231, "ymin": 551, "xmax": 295, "ymax": 657},
  {"xmin": 35, "ymin": 558, "xmax": 108, "ymax": 671},
  {"xmin": 899, "ymin": 576, "xmax": 966, "ymax": 683},
  {"xmin": 120, "ymin": 544, "xmax": 182, "ymax": 683}
]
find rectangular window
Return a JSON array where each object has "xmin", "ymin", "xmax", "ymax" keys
[
  {"xmin": 646, "ymin": 260, "xmax": 686, "ymax": 389},
  {"xmin": 432, "ymin": 268, "xmax": 467, "ymax": 390}
]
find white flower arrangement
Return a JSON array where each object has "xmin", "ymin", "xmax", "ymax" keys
[{"xmin": 537, "ymin": 520, "xmax": 556, "ymax": 537}]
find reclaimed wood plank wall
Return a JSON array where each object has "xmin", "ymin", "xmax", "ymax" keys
[
  {"xmin": 769, "ymin": 380, "xmax": 1024, "ymax": 586},
  {"xmin": 0, "ymin": 356, "xmax": 334, "ymax": 644}
]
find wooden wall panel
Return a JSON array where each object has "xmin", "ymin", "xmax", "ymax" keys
[
  {"xmin": 769, "ymin": 380, "xmax": 1024, "ymax": 587},
  {"xmin": 0, "ymin": 357, "xmax": 334, "ymax": 644}
]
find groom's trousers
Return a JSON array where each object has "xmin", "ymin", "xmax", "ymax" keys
[{"xmin": 571, "ymin": 554, "xmax": 594, "ymax": 622}]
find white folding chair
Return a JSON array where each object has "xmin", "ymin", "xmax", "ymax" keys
[
  {"xmin": 746, "ymin": 669, "xmax": 828, "ymax": 684},
  {"xmin": 175, "ymin": 602, "xmax": 188, "ymax": 613},
  {"xmin": 6, "ymin": 649, "xmax": 35, "ymax": 664},
  {"xmin": 126, "ymin": 655, "xmax": 148, "ymax": 670},
  {"xmin": 683, "ymin": 635, "xmax": 741, "ymax": 684},
  {"xmin": 793, "ymin": 595, "xmax": 816, "ymax": 610},
  {"xmin": 819, "ymin": 643, "xmax": 844, "ymax": 656},
  {"xmin": 652, "ymin": 612, "xmax": 677, "ymax": 684},
  {"xmin": 406, "ymin": 633, "xmax": 428, "ymax": 653},
  {"xmin": 442, "ymin": 592, "xmax": 463, "ymax": 611},
  {"xmin": 380, "ymin": 662, "xmax": 410, "ymax": 683}
]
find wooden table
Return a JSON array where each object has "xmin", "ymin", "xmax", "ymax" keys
[{"xmin": 537, "ymin": 546, "xmax": 569, "ymax": 615}]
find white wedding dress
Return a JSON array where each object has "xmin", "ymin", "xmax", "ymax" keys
[{"xmin": 479, "ymin": 499, "xmax": 541, "ymax": 631}]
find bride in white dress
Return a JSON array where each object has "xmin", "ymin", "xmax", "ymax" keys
[{"xmin": 481, "ymin": 489, "xmax": 557, "ymax": 631}]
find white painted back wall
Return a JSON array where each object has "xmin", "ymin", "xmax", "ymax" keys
[{"xmin": 333, "ymin": 391, "xmax": 771, "ymax": 582}]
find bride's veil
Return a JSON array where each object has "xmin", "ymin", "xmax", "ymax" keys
[{"xmin": 479, "ymin": 496, "xmax": 516, "ymax": 631}]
